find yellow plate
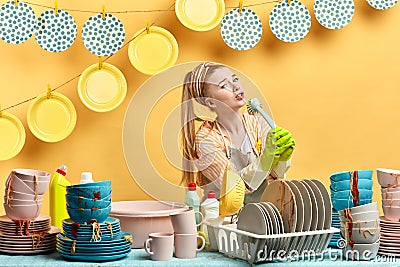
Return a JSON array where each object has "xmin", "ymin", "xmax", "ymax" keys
[
  {"xmin": 128, "ymin": 26, "xmax": 178, "ymax": 75},
  {"xmin": 27, "ymin": 92, "xmax": 77, "ymax": 143},
  {"xmin": 78, "ymin": 63, "xmax": 127, "ymax": 112},
  {"xmin": 0, "ymin": 112, "xmax": 25, "ymax": 160},
  {"xmin": 175, "ymin": 0, "xmax": 225, "ymax": 31}
]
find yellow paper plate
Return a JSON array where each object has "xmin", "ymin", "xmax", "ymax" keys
[
  {"xmin": 27, "ymin": 92, "xmax": 77, "ymax": 143},
  {"xmin": 128, "ymin": 26, "xmax": 178, "ymax": 75},
  {"xmin": 175, "ymin": 0, "xmax": 225, "ymax": 31},
  {"xmin": 0, "ymin": 112, "xmax": 25, "ymax": 160},
  {"xmin": 78, "ymin": 63, "xmax": 127, "ymax": 112}
]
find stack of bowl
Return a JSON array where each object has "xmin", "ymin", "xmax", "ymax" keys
[
  {"xmin": 4, "ymin": 169, "xmax": 51, "ymax": 221},
  {"xmin": 58, "ymin": 180, "xmax": 133, "ymax": 262},
  {"xmin": 330, "ymin": 170, "xmax": 373, "ymax": 212},
  {"xmin": 66, "ymin": 180, "xmax": 112, "ymax": 224},
  {"xmin": 377, "ymin": 168, "xmax": 400, "ymax": 221},
  {"xmin": 338, "ymin": 203, "xmax": 380, "ymax": 260}
]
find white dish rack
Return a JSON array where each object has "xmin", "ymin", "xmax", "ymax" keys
[{"xmin": 204, "ymin": 221, "xmax": 340, "ymax": 264}]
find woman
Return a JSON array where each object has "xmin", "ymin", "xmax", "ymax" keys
[{"xmin": 181, "ymin": 62, "xmax": 295, "ymax": 203}]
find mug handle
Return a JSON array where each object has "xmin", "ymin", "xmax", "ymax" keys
[
  {"xmin": 194, "ymin": 211, "xmax": 204, "ymax": 227},
  {"xmin": 196, "ymin": 235, "xmax": 206, "ymax": 251},
  {"xmin": 144, "ymin": 238, "xmax": 153, "ymax": 255}
]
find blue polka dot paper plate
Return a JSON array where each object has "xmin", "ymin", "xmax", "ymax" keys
[
  {"xmin": 0, "ymin": 0, "xmax": 36, "ymax": 44},
  {"xmin": 314, "ymin": 0, "xmax": 355, "ymax": 30},
  {"xmin": 269, "ymin": 0, "xmax": 311, "ymax": 43},
  {"xmin": 366, "ymin": 0, "xmax": 398, "ymax": 10},
  {"xmin": 34, "ymin": 9, "xmax": 77, "ymax": 52},
  {"xmin": 220, "ymin": 8, "xmax": 262, "ymax": 50},
  {"xmin": 82, "ymin": 13, "xmax": 125, "ymax": 56}
]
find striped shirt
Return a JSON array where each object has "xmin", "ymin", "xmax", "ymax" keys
[{"xmin": 194, "ymin": 111, "xmax": 271, "ymax": 189}]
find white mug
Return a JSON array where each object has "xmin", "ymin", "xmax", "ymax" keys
[
  {"xmin": 170, "ymin": 209, "xmax": 203, "ymax": 234},
  {"xmin": 144, "ymin": 232, "xmax": 174, "ymax": 261},
  {"xmin": 174, "ymin": 233, "xmax": 205, "ymax": 258}
]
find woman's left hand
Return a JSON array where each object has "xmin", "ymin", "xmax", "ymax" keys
[{"xmin": 274, "ymin": 126, "xmax": 295, "ymax": 163}]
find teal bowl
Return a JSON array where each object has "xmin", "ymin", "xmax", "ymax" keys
[
  {"xmin": 330, "ymin": 179, "xmax": 373, "ymax": 191},
  {"xmin": 66, "ymin": 194, "xmax": 111, "ymax": 209},
  {"xmin": 331, "ymin": 189, "xmax": 373, "ymax": 200},
  {"xmin": 66, "ymin": 206, "xmax": 111, "ymax": 224},
  {"xmin": 68, "ymin": 180, "xmax": 111, "ymax": 188},
  {"xmin": 66, "ymin": 186, "xmax": 112, "ymax": 199},
  {"xmin": 332, "ymin": 198, "xmax": 372, "ymax": 211},
  {"xmin": 330, "ymin": 170, "xmax": 373, "ymax": 182}
]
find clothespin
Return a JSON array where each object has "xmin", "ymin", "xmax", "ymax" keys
[
  {"xmin": 98, "ymin": 56, "xmax": 103, "ymax": 70},
  {"xmin": 146, "ymin": 20, "xmax": 150, "ymax": 34},
  {"xmin": 288, "ymin": 0, "xmax": 291, "ymax": 5},
  {"xmin": 14, "ymin": 0, "xmax": 18, "ymax": 6},
  {"xmin": 47, "ymin": 84, "xmax": 52, "ymax": 99},
  {"xmin": 0, "ymin": 104, "xmax": 2, "ymax": 117},
  {"xmin": 55, "ymin": 0, "xmax": 58, "ymax": 15},
  {"xmin": 102, "ymin": 4, "xmax": 106, "ymax": 20},
  {"xmin": 239, "ymin": 0, "xmax": 243, "ymax": 13}
]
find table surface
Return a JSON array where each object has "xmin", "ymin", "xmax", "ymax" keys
[{"xmin": 0, "ymin": 248, "xmax": 398, "ymax": 267}]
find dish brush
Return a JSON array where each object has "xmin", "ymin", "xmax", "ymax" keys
[{"xmin": 246, "ymin": 98, "xmax": 276, "ymax": 129}]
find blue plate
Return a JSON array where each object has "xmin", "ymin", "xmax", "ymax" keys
[
  {"xmin": 58, "ymin": 249, "xmax": 130, "ymax": 262},
  {"xmin": 57, "ymin": 241, "xmax": 130, "ymax": 252},
  {"xmin": 330, "ymin": 170, "xmax": 373, "ymax": 182},
  {"xmin": 57, "ymin": 243, "xmax": 131, "ymax": 255},
  {"xmin": 63, "ymin": 217, "xmax": 119, "ymax": 226},
  {"xmin": 57, "ymin": 232, "xmax": 132, "ymax": 246}
]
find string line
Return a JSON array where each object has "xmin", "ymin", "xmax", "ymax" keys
[
  {"xmin": 24, "ymin": 0, "xmax": 279, "ymax": 13},
  {"xmin": 0, "ymin": 2, "xmax": 174, "ymax": 112}
]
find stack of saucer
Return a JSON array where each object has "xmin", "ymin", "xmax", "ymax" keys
[
  {"xmin": 0, "ymin": 215, "xmax": 60, "ymax": 254},
  {"xmin": 379, "ymin": 216, "xmax": 400, "ymax": 256},
  {"xmin": 329, "ymin": 211, "xmax": 341, "ymax": 247},
  {"xmin": 339, "ymin": 203, "xmax": 380, "ymax": 260}
]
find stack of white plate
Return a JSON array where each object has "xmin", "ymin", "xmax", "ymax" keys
[
  {"xmin": 329, "ymin": 211, "xmax": 341, "ymax": 247},
  {"xmin": 260, "ymin": 179, "xmax": 332, "ymax": 233},
  {"xmin": 0, "ymin": 214, "xmax": 59, "ymax": 254},
  {"xmin": 379, "ymin": 216, "xmax": 400, "ymax": 256}
]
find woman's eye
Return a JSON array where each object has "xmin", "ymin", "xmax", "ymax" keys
[
  {"xmin": 220, "ymin": 84, "xmax": 227, "ymax": 89},
  {"xmin": 233, "ymin": 77, "xmax": 239, "ymax": 82}
]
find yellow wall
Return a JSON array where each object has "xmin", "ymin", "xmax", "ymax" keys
[{"xmin": 1, "ymin": 0, "xmax": 399, "ymax": 215}]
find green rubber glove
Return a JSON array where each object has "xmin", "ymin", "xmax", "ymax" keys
[{"xmin": 260, "ymin": 126, "xmax": 295, "ymax": 171}]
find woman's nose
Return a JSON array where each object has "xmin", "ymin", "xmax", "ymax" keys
[{"xmin": 230, "ymin": 82, "xmax": 240, "ymax": 92}]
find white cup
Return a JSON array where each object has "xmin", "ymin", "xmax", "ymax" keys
[
  {"xmin": 170, "ymin": 209, "xmax": 203, "ymax": 234},
  {"xmin": 174, "ymin": 233, "xmax": 205, "ymax": 259},
  {"xmin": 144, "ymin": 232, "xmax": 174, "ymax": 261}
]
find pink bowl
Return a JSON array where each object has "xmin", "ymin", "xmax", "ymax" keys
[
  {"xmin": 4, "ymin": 196, "xmax": 42, "ymax": 206},
  {"xmin": 381, "ymin": 186, "xmax": 400, "ymax": 193},
  {"xmin": 10, "ymin": 169, "xmax": 50, "ymax": 182},
  {"xmin": 4, "ymin": 203, "xmax": 41, "ymax": 221},
  {"xmin": 4, "ymin": 190, "xmax": 44, "ymax": 201},
  {"xmin": 377, "ymin": 168, "xmax": 400, "ymax": 188},
  {"xmin": 382, "ymin": 199, "xmax": 400, "ymax": 207},
  {"xmin": 381, "ymin": 190, "xmax": 400, "ymax": 200},
  {"xmin": 5, "ymin": 175, "xmax": 36, "ymax": 194},
  {"xmin": 383, "ymin": 205, "xmax": 400, "ymax": 221},
  {"xmin": 110, "ymin": 201, "xmax": 188, "ymax": 248},
  {"xmin": 20, "ymin": 180, "xmax": 49, "ymax": 195}
]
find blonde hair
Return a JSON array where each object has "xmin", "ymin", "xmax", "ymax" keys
[{"xmin": 180, "ymin": 62, "xmax": 225, "ymax": 186}]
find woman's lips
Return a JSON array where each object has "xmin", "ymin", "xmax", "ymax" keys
[{"xmin": 235, "ymin": 92, "xmax": 244, "ymax": 100}]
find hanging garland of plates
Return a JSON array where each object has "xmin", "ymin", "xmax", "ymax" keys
[
  {"xmin": 0, "ymin": 0, "xmax": 36, "ymax": 44},
  {"xmin": 366, "ymin": 0, "xmax": 398, "ymax": 10},
  {"xmin": 314, "ymin": 0, "xmax": 355, "ymax": 30},
  {"xmin": 34, "ymin": 9, "xmax": 77, "ymax": 52},
  {"xmin": 81, "ymin": 13, "xmax": 125, "ymax": 56},
  {"xmin": 220, "ymin": 7, "xmax": 263, "ymax": 50},
  {"xmin": 269, "ymin": 0, "xmax": 311, "ymax": 43}
]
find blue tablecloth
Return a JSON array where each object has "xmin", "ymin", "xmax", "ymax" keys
[{"xmin": 0, "ymin": 249, "xmax": 399, "ymax": 266}]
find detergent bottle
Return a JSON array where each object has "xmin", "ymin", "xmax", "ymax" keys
[
  {"xmin": 49, "ymin": 165, "xmax": 70, "ymax": 228},
  {"xmin": 184, "ymin": 182, "xmax": 201, "ymax": 226},
  {"xmin": 200, "ymin": 190, "xmax": 219, "ymax": 249}
]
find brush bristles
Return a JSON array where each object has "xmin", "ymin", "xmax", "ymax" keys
[{"xmin": 246, "ymin": 102, "xmax": 257, "ymax": 115}]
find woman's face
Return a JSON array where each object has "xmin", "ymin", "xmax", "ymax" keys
[{"xmin": 204, "ymin": 67, "xmax": 246, "ymax": 112}]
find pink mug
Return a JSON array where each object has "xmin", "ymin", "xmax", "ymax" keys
[
  {"xmin": 170, "ymin": 209, "xmax": 203, "ymax": 234},
  {"xmin": 174, "ymin": 233, "xmax": 205, "ymax": 258},
  {"xmin": 144, "ymin": 232, "xmax": 174, "ymax": 261}
]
